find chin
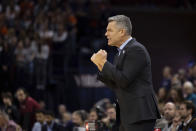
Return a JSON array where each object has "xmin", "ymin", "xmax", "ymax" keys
[{"xmin": 108, "ymin": 42, "xmax": 114, "ymax": 46}]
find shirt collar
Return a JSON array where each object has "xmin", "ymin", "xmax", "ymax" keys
[
  {"xmin": 183, "ymin": 116, "xmax": 192, "ymax": 126},
  {"xmin": 118, "ymin": 37, "xmax": 132, "ymax": 51}
]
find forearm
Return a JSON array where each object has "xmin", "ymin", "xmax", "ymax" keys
[{"xmin": 97, "ymin": 71, "xmax": 116, "ymax": 88}]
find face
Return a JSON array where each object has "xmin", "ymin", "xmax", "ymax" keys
[
  {"xmin": 163, "ymin": 103, "xmax": 176, "ymax": 121},
  {"xmin": 16, "ymin": 90, "xmax": 26, "ymax": 103},
  {"xmin": 184, "ymin": 86, "xmax": 192, "ymax": 95},
  {"xmin": 36, "ymin": 113, "xmax": 44, "ymax": 123},
  {"xmin": 170, "ymin": 89, "xmax": 178, "ymax": 100},
  {"xmin": 3, "ymin": 98, "xmax": 11, "ymax": 106},
  {"xmin": 88, "ymin": 111, "xmax": 98, "ymax": 121},
  {"xmin": 45, "ymin": 115, "xmax": 54, "ymax": 125},
  {"xmin": 58, "ymin": 105, "xmax": 66, "ymax": 114},
  {"xmin": 171, "ymin": 74, "xmax": 180, "ymax": 85},
  {"xmin": 39, "ymin": 101, "xmax": 45, "ymax": 110},
  {"xmin": 163, "ymin": 67, "xmax": 171, "ymax": 78},
  {"xmin": 158, "ymin": 88, "xmax": 166, "ymax": 99},
  {"xmin": 179, "ymin": 104, "xmax": 190, "ymax": 120},
  {"xmin": 18, "ymin": 41, "xmax": 24, "ymax": 49},
  {"xmin": 72, "ymin": 113, "xmax": 83, "ymax": 126},
  {"xmin": 105, "ymin": 21, "xmax": 123, "ymax": 47},
  {"xmin": 107, "ymin": 108, "xmax": 116, "ymax": 120}
]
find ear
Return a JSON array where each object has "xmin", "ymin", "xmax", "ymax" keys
[{"xmin": 120, "ymin": 29, "xmax": 127, "ymax": 36}]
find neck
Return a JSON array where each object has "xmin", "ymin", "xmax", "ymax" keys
[
  {"xmin": 117, "ymin": 35, "xmax": 131, "ymax": 48},
  {"xmin": 184, "ymin": 115, "xmax": 192, "ymax": 123}
]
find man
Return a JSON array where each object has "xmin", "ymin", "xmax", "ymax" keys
[
  {"xmin": 57, "ymin": 104, "xmax": 67, "ymax": 119},
  {"xmin": 91, "ymin": 15, "xmax": 160, "ymax": 131},
  {"xmin": 16, "ymin": 88, "xmax": 40, "ymax": 130},
  {"xmin": 155, "ymin": 102, "xmax": 177, "ymax": 131},
  {"xmin": 42, "ymin": 111, "xmax": 66, "ymax": 131},
  {"xmin": 32, "ymin": 110, "xmax": 45, "ymax": 131},
  {"xmin": 183, "ymin": 81, "xmax": 196, "ymax": 105},
  {"xmin": 178, "ymin": 101, "xmax": 196, "ymax": 131},
  {"xmin": 102, "ymin": 104, "xmax": 118, "ymax": 131},
  {"xmin": 1, "ymin": 92, "xmax": 20, "ymax": 124}
]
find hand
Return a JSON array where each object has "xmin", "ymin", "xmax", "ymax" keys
[{"xmin": 91, "ymin": 49, "xmax": 107, "ymax": 71}]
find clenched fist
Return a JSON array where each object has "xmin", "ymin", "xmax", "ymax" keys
[{"xmin": 91, "ymin": 49, "xmax": 107, "ymax": 71}]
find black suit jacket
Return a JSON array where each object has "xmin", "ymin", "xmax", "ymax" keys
[
  {"xmin": 42, "ymin": 122, "xmax": 67, "ymax": 131},
  {"xmin": 178, "ymin": 117, "xmax": 196, "ymax": 131},
  {"xmin": 97, "ymin": 38, "xmax": 161, "ymax": 126}
]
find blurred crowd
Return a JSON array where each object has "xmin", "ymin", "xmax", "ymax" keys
[
  {"xmin": 0, "ymin": 88, "xmax": 117, "ymax": 131},
  {"xmin": 0, "ymin": 0, "xmax": 113, "ymax": 130},
  {"xmin": 154, "ymin": 63, "xmax": 196, "ymax": 130},
  {"xmin": 0, "ymin": 0, "xmax": 112, "ymax": 93}
]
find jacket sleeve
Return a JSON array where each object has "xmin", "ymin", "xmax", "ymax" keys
[
  {"xmin": 97, "ymin": 72, "xmax": 117, "ymax": 88},
  {"xmin": 100, "ymin": 46, "xmax": 147, "ymax": 89}
]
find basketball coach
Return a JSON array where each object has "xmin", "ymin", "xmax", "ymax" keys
[{"xmin": 90, "ymin": 15, "xmax": 161, "ymax": 131}]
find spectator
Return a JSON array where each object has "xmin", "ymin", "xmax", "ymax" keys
[
  {"xmin": 53, "ymin": 24, "xmax": 68, "ymax": 43},
  {"xmin": 38, "ymin": 100, "xmax": 46, "ymax": 110},
  {"xmin": 56, "ymin": 104, "xmax": 72, "ymax": 129},
  {"xmin": 60, "ymin": 112, "xmax": 73, "ymax": 130},
  {"xmin": 23, "ymin": 37, "xmax": 36, "ymax": 87},
  {"xmin": 14, "ymin": 40, "xmax": 27, "ymax": 87},
  {"xmin": 102, "ymin": 104, "xmax": 118, "ymax": 131},
  {"xmin": 32, "ymin": 110, "xmax": 45, "ymax": 131},
  {"xmin": 72, "ymin": 110, "xmax": 88, "ymax": 131},
  {"xmin": 183, "ymin": 81, "xmax": 196, "ymax": 106},
  {"xmin": 178, "ymin": 101, "xmax": 196, "ymax": 131},
  {"xmin": 0, "ymin": 110, "xmax": 22, "ymax": 131},
  {"xmin": 42, "ymin": 111, "xmax": 65, "ymax": 131},
  {"xmin": 16, "ymin": 88, "xmax": 40, "ymax": 130},
  {"xmin": 57, "ymin": 104, "xmax": 67, "ymax": 119},
  {"xmin": 161, "ymin": 66, "xmax": 172, "ymax": 91},
  {"xmin": 158, "ymin": 87, "xmax": 167, "ymax": 103},
  {"xmin": 171, "ymin": 74, "xmax": 182, "ymax": 89},
  {"xmin": 1, "ymin": 92, "xmax": 20, "ymax": 124},
  {"xmin": 167, "ymin": 88, "xmax": 184, "ymax": 107},
  {"xmin": 34, "ymin": 38, "xmax": 49, "ymax": 90},
  {"xmin": 88, "ymin": 108, "xmax": 98, "ymax": 121},
  {"xmin": 155, "ymin": 102, "xmax": 176, "ymax": 131}
]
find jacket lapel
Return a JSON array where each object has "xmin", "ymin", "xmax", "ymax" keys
[{"xmin": 115, "ymin": 38, "xmax": 136, "ymax": 69}]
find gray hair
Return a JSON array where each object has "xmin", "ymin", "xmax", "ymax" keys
[
  {"xmin": 108, "ymin": 15, "xmax": 132, "ymax": 35},
  {"xmin": 184, "ymin": 81, "xmax": 194, "ymax": 89}
]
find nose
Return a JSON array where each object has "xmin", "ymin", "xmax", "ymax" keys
[{"xmin": 105, "ymin": 31, "xmax": 107, "ymax": 37}]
